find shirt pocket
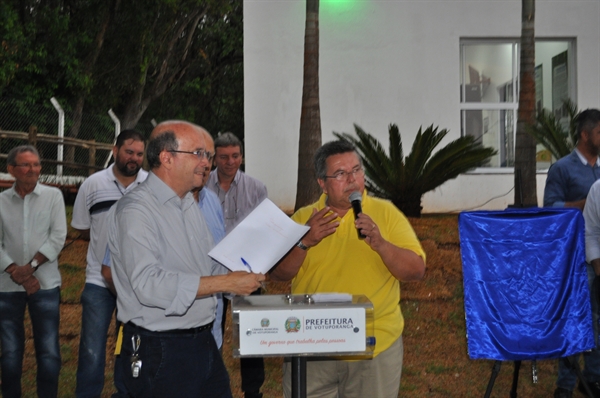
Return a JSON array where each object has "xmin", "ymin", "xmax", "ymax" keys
[{"xmin": 31, "ymin": 211, "xmax": 52, "ymax": 231}]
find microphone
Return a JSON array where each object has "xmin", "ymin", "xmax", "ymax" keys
[{"xmin": 349, "ymin": 191, "xmax": 365, "ymax": 239}]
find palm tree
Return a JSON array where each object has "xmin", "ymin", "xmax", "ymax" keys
[
  {"xmin": 526, "ymin": 98, "xmax": 579, "ymax": 160},
  {"xmin": 513, "ymin": 0, "xmax": 536, "ymax": 206},
  {"xmin": 334, "ymin": 124, "xmax": 496, "ymax": 217},
  {"xmin": 295, "ymin": 0, "xmax": 322, "ymax": 211}
]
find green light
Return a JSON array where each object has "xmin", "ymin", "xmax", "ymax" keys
[
  {"xmin": 323, "ymin": 0, "xmax": 356, "ymax": 8},
  {"xmin": 321, "ymin": 0, "xmax": 368, "ymax": 26}
]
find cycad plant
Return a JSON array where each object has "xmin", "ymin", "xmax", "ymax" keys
[
  {"xmin": 334, "ymin": 124, "xmax": 496, "ymax": 217},
  {"xmin": 526, "ymin": 98, "xmax": 579, "ymax": 160}
]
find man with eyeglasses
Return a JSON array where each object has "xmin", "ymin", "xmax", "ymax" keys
[
  {"xmin": 107, "ymin": 121, "xmax": 264, "ymax": 396},
  {"xmin": 0, "ymin": 145, "xmax": 67, "ymax": 397},
  {"xmin": 271, "ymin": 139, "xmax": 426, "ymax": 398},
  {"xmin": 206, "ymin": 131, "xmax": 268, "ymax": 398},
  {"xmin": 150, "ymin": 121, "xmax": 226, "ymax": 353},
  {"xmin": 72, "ymin": 129, "xmax": 147, "ymax": 398}
]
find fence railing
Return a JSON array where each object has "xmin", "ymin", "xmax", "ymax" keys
[
  {"xmin": 0, "ymin": 97, "xmax": 122, "ymax": 179},
  {"xmin": 0, "ymin": 126, "xmax": 114, "ymax": 176}
]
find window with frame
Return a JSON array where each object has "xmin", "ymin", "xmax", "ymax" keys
[{"xmin": 460, "ymin": 39, "xmax": 575, "ymax": 169}]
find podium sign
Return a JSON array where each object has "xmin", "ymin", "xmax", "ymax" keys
[{"xmin": 232, "ymin": 294, "xmax": 374, "ymax": 358}]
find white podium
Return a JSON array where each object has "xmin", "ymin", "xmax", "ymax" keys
[{"xmin": 232, "ymin": 294, "xmax": 375, "ymax": 398}]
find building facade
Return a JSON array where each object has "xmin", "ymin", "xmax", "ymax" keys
[{"xmin": 243, "ymin": 0, "xmax": 600, "ymax": 214}]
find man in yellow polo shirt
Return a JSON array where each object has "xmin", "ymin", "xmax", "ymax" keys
[{"xmin": 271, "ymin": 139, "xmax": 426, "ymax": 398}]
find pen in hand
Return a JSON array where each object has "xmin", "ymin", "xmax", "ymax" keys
[{"xmin": 241, "ymin": 257, "xmax": 267, "ymax": 292}]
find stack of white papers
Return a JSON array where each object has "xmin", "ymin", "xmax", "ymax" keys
[{"xmin": 208, "ymin": 198, "xmax": 310, "ymax": 274}]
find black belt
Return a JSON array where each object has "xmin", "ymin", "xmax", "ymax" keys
[{"xmin": 125, "ymin": 321, "xmax": 213, "ymax": 335}]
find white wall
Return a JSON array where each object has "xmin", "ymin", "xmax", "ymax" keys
[{"xmin": 244, "ymin": 0, "xmax": 600, "ymax": 214}]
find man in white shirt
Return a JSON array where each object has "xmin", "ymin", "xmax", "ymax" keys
[
  {"xmin": 0, "ymin": 145, "xmax": 67, "ymax": 397},
  {"xmin": 72, "ymin": 129, "xmax": 147, "ymax": 398}
]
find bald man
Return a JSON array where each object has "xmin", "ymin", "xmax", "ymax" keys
[{"xmin": 108, "ymin": 121, "xmax": 264, "ymax": 396}]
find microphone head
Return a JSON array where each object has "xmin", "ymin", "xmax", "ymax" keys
[{"xmin": 349, "ymin": 191, "xmax": 362, "ymax": 203}]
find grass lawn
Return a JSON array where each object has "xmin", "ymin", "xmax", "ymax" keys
[{"xmin": 16, "ymin": 213, "xmax": 572, "ymax": 397}]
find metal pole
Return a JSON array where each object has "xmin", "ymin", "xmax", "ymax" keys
[
  {"xmin": 50, "ymin": 97, "xmax": 64, "ymax": 176},
  {"xmin": 291, "ymin": 356, "xmax": 306, "ymax": 398},
  {"xmin": 484, "ymin": 360, "xmax": 502, "ymax": 398}
]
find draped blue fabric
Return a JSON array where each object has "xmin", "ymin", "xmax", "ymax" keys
[{"xmin": 458, "ymin": 207, "xmax": 594, "ymax": 361}]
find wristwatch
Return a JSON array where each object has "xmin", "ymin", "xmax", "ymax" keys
[
  {"xmin": 30, "ymin": 259, "xmax": 39, "ymax": 269},
  {"xmin": 296, "ymin": 240, "xmax": 309, "ymax": 251}
]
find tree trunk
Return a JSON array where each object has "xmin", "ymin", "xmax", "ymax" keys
[
  {"xmin": 121, "ymin": 87, "xmax": 151, "ymax": 130},
  {"xmin": 117, "ymin": 8, "xmax": 204, "ymax": 130},
  {"xmin": 294, "ymin": 0, "xmax": 322, "ymax": 211},
  {"xmin": 66, "ymin": 0, "xmax": 121, "ymax": 168},
  {"xmin": 514, "ymin": 0, "xmax": 537, "ymax": 206},
  {"xmin": 65, "ymin": 96, "xmax": 85, "ymax": 167}
]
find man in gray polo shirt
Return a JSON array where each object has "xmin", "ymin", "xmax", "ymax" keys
[
  {"xmin": 207, "ymin": 132, "xmax": 267, "ymax": 234},
  {"xmin": 108, "ymin": 122, "xmax": 264, "ymax": 396}
]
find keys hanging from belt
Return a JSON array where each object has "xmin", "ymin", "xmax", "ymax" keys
[{"xmin": 130, "ymin": 334, "xmax": 142, "ymax": 378}]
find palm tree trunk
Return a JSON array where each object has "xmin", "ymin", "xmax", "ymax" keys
[
  {"xmin": 514, "ymin": 0, "xmax": 537, "ymax": 206},
  {"xmin": 294, "ymin": 0, "xmax": 322, "ymax": 211}
]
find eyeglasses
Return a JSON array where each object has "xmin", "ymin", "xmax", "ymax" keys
[
  {"xmin": 324, "ymin": 166, "xmax": 364, "ymax": 181},
  {"xmin": 13, "ymin": 163, "xmax": 42, "ymax": 169},
  {"xmin": 168, "ymin": 150, "xmax": 214, "ymax": 161}
]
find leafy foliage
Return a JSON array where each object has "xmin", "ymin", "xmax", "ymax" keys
[
  {"xmin": 526, "ymin": 98, "xmax": 579, "ymax": 160},
  {"xmin": 334, "ymin": 124, "xmax": 496, "ymax": 217},
  {"xmin": 143, "ymin": 0, "xmax": 244, "ymax": 135},
  {"xmin": 0, "ymin": 2, "xmax": 71, "ymax": 101},
  {"xmin": 0, "ymin": 3, "xmax": 26, "ymax": 92},
  {"xmin": 0, "ymin": 0, "xmax": 244, "ymax": 137}
]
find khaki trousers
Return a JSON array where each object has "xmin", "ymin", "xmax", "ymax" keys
[{"xmin": 283, "ymin": 335, "xmax": 403, "ymax": 398}]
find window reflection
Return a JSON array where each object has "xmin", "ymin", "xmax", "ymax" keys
[{"xmin": 460, "ymin": 40, "xmax": 573, "ymax": 168}]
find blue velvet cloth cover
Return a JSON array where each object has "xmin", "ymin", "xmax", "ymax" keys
[{"xmin": 458, "ymin": 207, "xmax": 594, "ymax": 360}]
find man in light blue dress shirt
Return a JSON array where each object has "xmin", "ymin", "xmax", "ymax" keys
[
  {"xmin": 101, "ymin": 127, "xmax": 227, "ymax": 352},
  {"xmin": 192, "ymin": 128, "xmax": 227, "ymax": 350},
  {"xmin": 207, "ymin": 132, "xmax": 268, "ymax": 398},
  {"xmin": 108, "ymin": 121, "xmax": 264, "ymax": 396}
]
